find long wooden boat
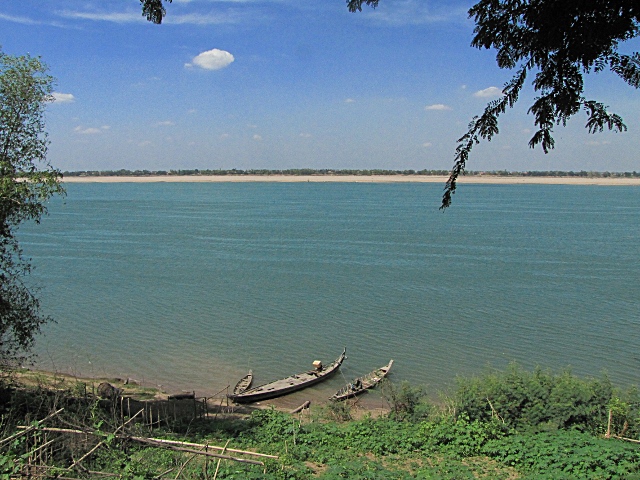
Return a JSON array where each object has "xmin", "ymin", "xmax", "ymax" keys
[
  {"xmin": 330, "ymin": 359, "xmax": 393, "ymax": 401},
  {"xmin": 233, "ymin": 370, "xmax": 253, "ymax": 395},
  {"xmin": 228, "ymin": 348, "xmax": 347, "ymax": 404}
]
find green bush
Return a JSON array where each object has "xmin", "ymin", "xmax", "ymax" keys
[
  {"xmin": 454, "ymin": 364, "xmax": 620, "ymax": 433},
  {"xmin": 483, "ymin": 430, "xmax": 640, "ymax": 479},
  {"xmin": 381, "ymin": 381, "xmax": 432, "ymax": 422}
]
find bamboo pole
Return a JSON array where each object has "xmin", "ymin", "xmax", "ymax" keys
[
  {"xmin": 16, "ymin": 426, "xmax": 278, "ymax": 459},
  {"xmin": 132, "ymin": 438, "xmax": 265, "ymax": 465},
  {"xmin": 0, "ymin": 408, "xmax": 64, "ymax": 446},
  {"xmin": 67, "ymin": 409, "xmax": 145, "ymax": 471},
  {"xmin": 612, "ymin": 435, "xmax": 640, "ymax": 444},
  {"xmin": 213, "ymin": 439, "xmax": 231, "ymax": 480}
]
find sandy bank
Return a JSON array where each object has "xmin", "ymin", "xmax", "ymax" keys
[{"xmin": 61, "ymin": 175, "xmax": 640, "ymax": 186}]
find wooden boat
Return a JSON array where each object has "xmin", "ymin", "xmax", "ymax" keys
[
  {"xmin": 233, "ymin": 370, "xmax": 253, "ymax": 395},
  {"xmin": 330, "ymin": 359, "xmax": 393, "ymax": 401},
  {"xmin": 228, "ymin": 348, "xmax": 347, "ymax": 404}
]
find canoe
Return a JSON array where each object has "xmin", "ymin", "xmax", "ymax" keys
[
  {"xmin": 330, "ymin": 359, "xmax": 393, "ymax": 401},
  {"xmin": 233, "ymin": 370, "xmax": 253, "ymax": 395},
  {"xmin": 228, "ymin": 348, "xmax": 347, "ymax": 403}
]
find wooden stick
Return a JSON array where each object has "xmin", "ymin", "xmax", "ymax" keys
[
  {"xmin": 67, "ymin": 409, "xmax": 145, "ymax": 471},
  {"xmin": 153, "ymin": 467, "xmax": 176, "ymax": 480},
  {"xmin": 0, "ymin": 408, "xmax": 64, "ymax": 446},
  {"xmin": 291, "ymin": 401, "xmax": 310, "ymax": 414},
  {"xmin": 127, "ymin": 437, "xmax": 278, "ymax": 459},
  {"xmin": 173, "ymin": 449, "xmax": 199, "ymax": 479},
  {"xmin": 68, "ymin": 437, "xmax": 106, "ymax": 470},
  {"xmin": 17, "ymin": 426, "xmax": 278, "ymax": 459},
  {"xmin": 26, "ymin": 438, "xmax": 56, "ymax": 458},
  {"xmin": 132, "ymin": 438, "xmax": 264, "ymax": 465},
  {"xmin": 16, "ymin": 465, "xmax": 121, "ymax": 479},
  {"xmin": 213, "ymin": 439, "xmax": 231, "ymax": 480},
  {"xmin": 486, "ymin": 398, "xmax": 504, "ymax": 423},
  {"xmin": 211, "ymin": 385, "xmax": 231, "ymax": 399},
  {"xmin": 612, "ymin": 435, "xmax": 640, "ymax": 444}
]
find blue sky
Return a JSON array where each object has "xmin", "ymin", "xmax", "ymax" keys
[{"xmin": 2, "ymin": 0, "xmax": 639, "ymax": 172}]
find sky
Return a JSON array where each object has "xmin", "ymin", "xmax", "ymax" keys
[{"xmin": 1, "ymin": 0, "xmax": 639, "ymax": 173}]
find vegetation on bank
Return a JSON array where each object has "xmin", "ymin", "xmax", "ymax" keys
[
  {"xmin": 1, "ymin": 364, "xmax": 639, "ymax": 479},
  {"xmin": 61, "ymin": 168, "xmax": 640, "ymax": 179}
]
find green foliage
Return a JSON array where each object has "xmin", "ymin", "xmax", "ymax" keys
[
  {"xmin": 3, "ymin": 367, "xmax": 640, "ymax": 478},
  {"xmin": 454, "ymin": 364, "xmax": 621, "ymax": 433},
  {"xmin": 140, "ymin": 0, "xmax": 172, "ymax": 24},
  {"xmin": 443, "ymin": 0, "xmax": 639, "ymax": 208},
  {"xmin": 326, "ymin": 399, "xmax": 353, "ymax": 421},
  {"xmin": 0, "ymin": 48, "xmax": 64, "ymax": 368},
  {"xmin": 484, "ymin": 430, "xmax": 640, "ymax": 479},
  {"xmin": 0, "ymin": 447, "xmax": 23, "ymax": 478},
  {"xmin": 345, "ymin": 1, "xmax": 639, "ymax": 208},
  {"xmin": 422, "ymin": 415, "xmax": 510, "ymax": 458},
  {"xmin": 382, "ymin": 381, "xmax": 432, "ymax": 422}
]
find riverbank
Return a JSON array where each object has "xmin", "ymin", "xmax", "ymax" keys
[
  {"xmin": 61, "ymin": 174, "xmax": 640, "ymax": 185},
  {"xmin": 13, "ymin": 367, "xmax": 390, "ymax": 417}
]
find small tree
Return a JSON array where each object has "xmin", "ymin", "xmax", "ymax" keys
[{"xmin": 0, "ymin": 48, "xmax": 64, "ymax": 369}]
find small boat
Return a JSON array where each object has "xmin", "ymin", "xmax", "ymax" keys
[
  {"xmin": 330, "ymin": 359, "xmax": 393, "ymax": 401},
  {"xmin": 233, "ymin": 370, "xmax": 253, "ymax": 395},
  {"xmin": 228, "ymin": 348, "xmax": 347, "ymax": 404}
]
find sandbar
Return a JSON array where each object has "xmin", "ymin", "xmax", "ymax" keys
[{"xmin": 62, "ymin": 175, "xmax": 640, "ymax": 186}]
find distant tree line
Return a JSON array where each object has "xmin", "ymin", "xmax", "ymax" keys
[{"xmin": 62, "ymin": 169, "xmax": 640, "ymax": 178}]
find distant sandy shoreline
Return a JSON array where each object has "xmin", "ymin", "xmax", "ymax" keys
[{"xmin": 62, "ymin": 175, "xmax": 640, "ymax": 186}]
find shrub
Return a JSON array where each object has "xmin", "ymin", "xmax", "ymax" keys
[
  {"xmin": 455, "ymin": 363, "xmax": 617, "ymax": 432},
  {"xmin": 381, "ymin": 381, "xmax": 432, "ymax": 422}
]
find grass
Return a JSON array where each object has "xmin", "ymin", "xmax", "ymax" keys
[{"xmin": 1, "ymin": 365, "xmax": 639, "ymax": 479}]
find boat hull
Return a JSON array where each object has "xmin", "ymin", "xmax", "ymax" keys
[
  {"xmin": 233, "ymin": 370, "xmax": 253, "ymax": 395},
  {"xmin": 228, "ymin": 348, "xmax": 346, "ymax": 403},
  {"xmin": 331, "ymin": 359, "xmax": 393, "ymax": 401}
]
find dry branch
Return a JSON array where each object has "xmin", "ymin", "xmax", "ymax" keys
[
  {"xmin": 132, "ymin": 437, "xmax": 265, "ymax": 465},
  {"xmin": 291, "ymin": 401, "xmax": 310, "ymax": 414},
  {"xmin": 15, "ymin": 425, "xmax": 277, "ymax": 463},
  {"xmin": 612, "ymin": 435, "xmax": 640, "ymax": 444},
  {"xmin": 127, "ymin": 436, "xmax": 278, "ymax": 459},
  {"xmin": 0, "ymin": 407, "xmax": 64, "ymax": 446}
]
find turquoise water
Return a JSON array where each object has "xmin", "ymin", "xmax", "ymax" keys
[{"xmin": 19, "ymin": 182, "xmax": 640, "ymax": 406}]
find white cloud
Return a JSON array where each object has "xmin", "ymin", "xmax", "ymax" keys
[
  {"xmin": 425, "ymin": 103, "xmax": 451, "ymax": 111},
  {"xmin": 299, "ymin": 133, "xmax": 312, "ymax": 138},
  {"xmin": 101, "ymin": 125, "xmax": 110, "ymax": 130},
  {"xmin": 59, "ymin": 10, "xmax": 141, "ymax": 23},
  {"xmin": 138, "ymin": 140, "xmax": 152, "ymax": 147},
  {"xmin": 0, "ymin": 13, "xmax": 39, "ymax": 24},
  {"xmin": 186, "ymin": 49, "xmax": 234, "ymax": 71},
  {"xmin": 359, "ymin": 3, "xmax": 468, "ymax": 26},
  {"xmin": 422, "ymin": 142, "xmax": 433, "ymax": 148},
  {"xmin": 74, "ymin": 126, "xmax": 102, "ymax": 135},
  {"xmin": 344, "ymin": 98, "xmax": 356, "ymax": 104},
  {"xmin": 52, "ymin": 92, "xmax": 75, "ymax": 104},
  {"xmin": 220, "ymin": 133, "xmax": 230, "ymax": 139},
  {"xmin": 165, "ymin": 12, "xmax": 243, "ymax": 26},
  {"xmin": 156, "ymin": 121, "xmax": 175, "ymax": 126},
  {"xmin": 0, "ymin": 12, "xmax": 62, "ymax": 26},
  {"xmin": 253, "ymin": 134, "xmax": 263, "ymax": 141},
  {"xmin": 59, "ymin": 7, "xmax": 243, "ymax": 26},
  {"xmin": 474, "ymin": 86, "xmax": 504, "ymax": 98}
]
